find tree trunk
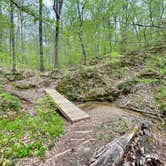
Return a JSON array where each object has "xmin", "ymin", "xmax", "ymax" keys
[
  {"xmin": 20, "ymin": 0, "xmax": 25, "ymax": 64},
  {"xmin": 76, "ymin": 0, "xmax": 87, "ymax": 65},
  {"xmin": 108, "ymin": 19, "xmax": 112, "ymax": 53},
  {"xmin": 54, "ymin": 19, "xmax": 60, "ymax": 69},
  {"xmin": 53, "ymin": 0, "xmax": 63, "ymax": 69},
  {"xmin": 10, "ymin": 2, "xmax": 16, "ymax": 72},
  {"xmin": 39, "ymin": 0, "xmax": 44, "ymax": 72},
  {"xmin": 78, "ymin": 28, "xmax": 87, "ymax": 65},
  {"xmin": 0, "ymin": 3, "xmax": 2, "ymax": 53}
]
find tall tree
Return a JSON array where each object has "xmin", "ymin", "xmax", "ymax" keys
[
  {"xmin": 10, "ymin": 1, "xmax": 16, "ymax": 72},
  {"xmin": 39, "ymin": 0, "xmax": 44, "ymax": 72},
  {"xmin": 53, "ymin": 0, "xmax": 63, "ymax": 69},
  {"xmin": 76, "ymin": 0, "xmax": 87, "ymax": 65},
  {"xmin": 0, "ymin": 1, "xmax": 2, "ymax": 53},
  {"xmin": 20, "ymin": 0, "xmax": 25, "ymax": 63},
  {"xmin": 0, "ymin": 0, "xmax": 165, "ymax": 70}
]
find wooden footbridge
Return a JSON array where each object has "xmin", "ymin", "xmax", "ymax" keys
[{"xmin": 45, "ymin": 89, "xmax": 90, "ymax": 122}]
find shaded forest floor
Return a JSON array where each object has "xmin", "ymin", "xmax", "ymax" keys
[
  {"xmin": 17, "ymin": 103, "xmax": 166, "ymax": 166},
  {"xmin": 0, "ymin": 47, "xmax": 166, "ymax": 165}
]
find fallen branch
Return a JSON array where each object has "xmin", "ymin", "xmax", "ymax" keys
[
  {"xmin": 79, "ymin": 139, "xmax": 95, "ymax": 146},
  {"xmin": 120, "ymin": 104, "xmax": 164, "ymax": 122},
  {"xmin": 129, "ymin": 106, "xmax": 165, "ymax": 122},
  {"xmin": 9, "ymin": 0, "xmax": 51, "ymax": 24},
  {"xmin": 54, "ymin": 149, "xmax": 72, "ymax": 159},
  {"xmin": 53, "ymin": 139, "xmax": 95, "ymax": 159},
  {"xmin": 90, "ymin": 126, "xmax": 139, "ymax": 166}
]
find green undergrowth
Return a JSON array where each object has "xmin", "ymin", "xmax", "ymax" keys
[
  {"xmin": 118, "ymin": 80, "xmax": 137, "ymax": 95},
  {"xmin": 0, "ymin": 95, "xmax": 64, "ymax": 164},
  {"xmin": 57, "ymin": 65, "xmax": 119, "ymax": 102},
  {"xmin": 136, "ymin": 78, "xmax": 159, "ymax": 84},
  {"xmin": 144, "ymin": 54, "xmax": 166, "ymax": 77},
  {"xmin": 0, "ymin": 84, "xmax": 5, "ymax": 93},
  {"xmin": 112, "ymin": 66, "xmax": 128, "ymax": 79},
  {"xmin": 4, "ymin": 72, "xmax": 25, "ymax": 81},
  {"xmin": 140, "ymin": 54, "xmax": 166, "ymax": 114},
  {"xmin": 14, "ymin": 83, "xmax": 37, "ymax": 90},
  {"xmin": 0, "ymin": 93, "xmax": 21, "ymax": 113},
  {"xmin": 0, "ymin": 86, "xmax": 21, "ymax": 114},
  {"xmin": 110, "ymin": 52, "xmax": 122, "ymax": 63}
]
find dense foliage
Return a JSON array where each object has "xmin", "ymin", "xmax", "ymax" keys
[
  {"xmin": 0, "ymin": 95, "xmax": 64, "ymax": 162},
  {"xmin": 0, "ymin": 0, "xmax": 166, "ymax": 70},
  {"xmin": 0, "ymin": 84, "xmax": 21, "ymax": 113},
  {"xmin": 0, "ymin": 93, "xmax": 21, "ymax": 112}
]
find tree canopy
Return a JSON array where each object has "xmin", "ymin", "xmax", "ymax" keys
[{"xmin": 0, "ymin": 0, "xmax": 165, "ymax": 71}]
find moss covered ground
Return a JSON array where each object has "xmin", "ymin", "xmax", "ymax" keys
[{"xmin": 0, "ymin": 89, "xmax": 64, "ymax": 165}]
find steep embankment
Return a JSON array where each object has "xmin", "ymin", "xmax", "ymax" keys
[{"xmin": 57, "ymin": 48, "xmax": 166, "ymax": 117}]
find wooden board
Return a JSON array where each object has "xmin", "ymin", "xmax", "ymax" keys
[{"xmin": 45, "ymin": 89, "xmax": 90, "ymax": 122}]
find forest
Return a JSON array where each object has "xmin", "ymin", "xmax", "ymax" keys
[{"xmin": 0, "ymin": 0, "xmax": 166, "ymax": 166}]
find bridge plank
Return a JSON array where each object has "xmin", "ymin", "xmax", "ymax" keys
[{"xmin": 45, "ymin": 89, "xmax": 90, "ymax": 122}]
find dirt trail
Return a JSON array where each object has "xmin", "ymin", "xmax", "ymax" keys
[
  {"xmin": 1, "ymin": 73, "xmax": 165, "ymax": 166},
  {"xmin": 17, "ymin": 102, "xmax": 166, "ymax": 166}
]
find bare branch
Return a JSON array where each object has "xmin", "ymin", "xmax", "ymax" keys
[{"xmin": 9, "ymin": 0, "xmax": 50, "ymax": 24}]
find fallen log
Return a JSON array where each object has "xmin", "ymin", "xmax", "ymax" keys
[
  {"xmin": 90, "ymin": 126, "xmax": 139, "ymax": 166},
  {"xmin": 129, "ymin": 106, "xmax": 165, "ymax": 124},
  {"xmin": 90, "ymin": 124, "xmax": 165, "ymax": 166},
  {"xmin": 120, "ymin": 104, "xmax": 165, "ymax": 123}
]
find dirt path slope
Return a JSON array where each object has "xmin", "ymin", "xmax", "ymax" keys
[{"xmin": 17, "ymin": 103, "xmax": 166, "ymax": 166}]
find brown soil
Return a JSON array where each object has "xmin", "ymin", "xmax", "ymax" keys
[{"xmin": 17, "ymin": 103, "xmax": 166, "ymax": 166}]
